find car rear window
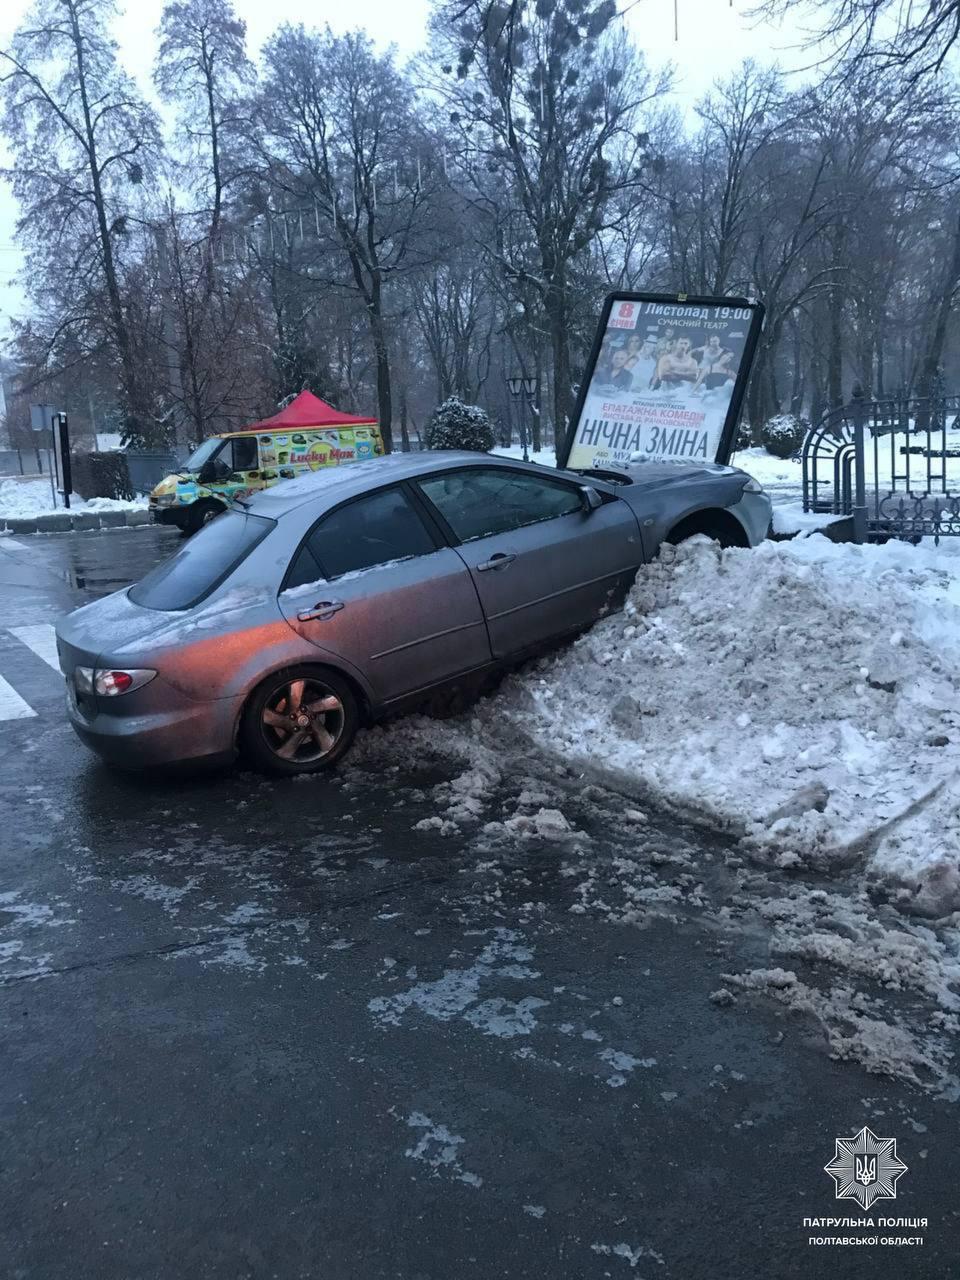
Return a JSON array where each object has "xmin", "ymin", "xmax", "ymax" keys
[{"xmin": 128, "ymin": 510, "xmax": 275, "ymax": 610}]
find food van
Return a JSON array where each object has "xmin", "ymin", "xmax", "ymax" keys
[{"xmin": 149, "ymin": 392, "xmax": 383, "ymax": 534}]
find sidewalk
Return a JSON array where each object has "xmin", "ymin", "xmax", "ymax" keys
[{"xmin": 1, "ymin": 508, "xmax": 151, "ymax": 533}]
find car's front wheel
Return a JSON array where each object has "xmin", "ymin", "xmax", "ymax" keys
[{"xmin": 240, "ymin": 666, "xmax": 358, "ymax": 775}]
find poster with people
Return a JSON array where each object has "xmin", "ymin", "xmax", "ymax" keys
[{"xmin": 563, "ymin": 294, "xmax": 763, "ymax": 471}]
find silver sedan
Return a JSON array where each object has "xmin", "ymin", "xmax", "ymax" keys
[{"xmin": 56, "ymin": 451, "xmax": 770, "ymax": 773}]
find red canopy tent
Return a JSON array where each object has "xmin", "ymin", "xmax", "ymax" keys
[{"xmin": 239, "ymin": 390, "xmax": 377, "ymax": 432}]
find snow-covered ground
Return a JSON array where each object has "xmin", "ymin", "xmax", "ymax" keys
[
  {"xmin": 491, "ymin": 444, "xmax": 558, "ymax": 467},
  {"xmin": 508, "ymin": 536, "xmax": 960, "ymax": 913},
  {"xmin": 729, "ymin": 446, "xmax": 803, "ymax": 502},
  {"xmin": 349, "ymin": 531, "xmax": 960, "ymax": 1089},
  {"xmin": 361, "ymin": 534, "xmax": 960, "ymax": 920},
  {"xmin": 0, "ymin": 477, "xmax": 146, "ymax": 520}
]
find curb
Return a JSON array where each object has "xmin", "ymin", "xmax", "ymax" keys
[{"xmin": 0, "ymin": 508, "xmax": 151, "ymax": 535}]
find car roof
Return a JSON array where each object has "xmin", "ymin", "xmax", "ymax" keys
[{"xmin": 240, "ymin": 451, "xmax": 573, "ymax": 516}]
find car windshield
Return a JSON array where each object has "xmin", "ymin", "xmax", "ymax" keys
[
  {"xmin": 184, "ymin": 437, "xmax": 224, "ymax": 472},
  {"xmin": 128, "ymin": 510, "xmax": 275, "ymax": 611}
]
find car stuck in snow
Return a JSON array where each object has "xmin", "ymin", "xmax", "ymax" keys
[{"xmin": 56, "ymin": 450, "xmax": 771, "ymax": 773}]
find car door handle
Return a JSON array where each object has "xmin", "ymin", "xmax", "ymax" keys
[
  {"xmin": 297, "ymin": 600, "xmax": 345, "ymax": 622},
  {"xmin": 476, "ymin": 552, "xmax": 516, "ymax": 572}
]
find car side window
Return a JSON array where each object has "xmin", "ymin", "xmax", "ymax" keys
[
  {"xmin": 418, "ymin": 468, "xmax": 583, "ymax": 542},
  {"xmin": 285, "ymin": 487, "xmax": 437, "ymax": 589}
]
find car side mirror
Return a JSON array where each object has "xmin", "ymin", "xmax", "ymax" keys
[
  {"xmin": 198, "ymin": 461, "xmax": 217, "ymax": 485},
  {"xmin": 579, "ymin": 485, "xmax": 602, "ymax": 512}
]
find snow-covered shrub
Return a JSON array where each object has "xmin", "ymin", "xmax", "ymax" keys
[
  {"xmin": 760, "ymin": 413, "xmax": 809, "ymax": 459},
  {"xmin": 735, "ymin": 420, "xmax": 754, "ymax": 451},
  {"xmin": 424, "ymin": 398, "xmax": 495, "ymax": 452}
]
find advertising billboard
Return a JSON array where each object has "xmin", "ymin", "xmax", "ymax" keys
[{"xmin": 559, "ymin": 292, "xmax": 764, "ymax": 472}]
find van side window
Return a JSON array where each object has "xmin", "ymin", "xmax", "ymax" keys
[{"xmin": 231, "ymin": 436, "xmax": 258, "ymax": 471}]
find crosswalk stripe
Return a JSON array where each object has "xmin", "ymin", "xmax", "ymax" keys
[
  {"xmin": 0, "ymin": 673, "xmax": 37, "ymax": 721},
  {"xmin": 0, "ymin": 538, "xmax": 29, "ymax": 551},
  {"xmin": 9, "ymin": 624, "xmax": 60, "ymax": 672}
]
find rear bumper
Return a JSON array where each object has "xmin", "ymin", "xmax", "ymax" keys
[{"xmin": 65, "ymin": 684, "xmax": 244, "ymax": 770}]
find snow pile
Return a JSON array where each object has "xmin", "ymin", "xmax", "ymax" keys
[
  {"xmin": 348, "ymin": 532, "xmax": 960, "ymax": 918},
  {"xmin": 770, "ymin": 503, "xmax": 845, "ymax": 536},
  {"xmin": 719, "ymin": 879, "xmax": 960, "ymax": 1091},
  {"xmin": 490, "ymin": 535, "xmax": 960, "ymax": 915},
  {"xmin": 0, "ymin": 477, "xmax": 145, "ymax": 519},
  {"xmin": 723, "ymin": 966, "xmax": 958, "ymax": 1093}
]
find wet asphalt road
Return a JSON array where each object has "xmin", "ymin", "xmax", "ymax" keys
[{"xmin": 0, "ymin": 527, "xmax": 957, "ymax": 1280}]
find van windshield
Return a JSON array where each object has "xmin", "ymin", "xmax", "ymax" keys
[
  {"xmin": 128, "ymin": 510, "xmax": 275, "ymax": 610},
  {"xmin": 184, "ymin": 438, "xmax": 224, "ymax": 472}
]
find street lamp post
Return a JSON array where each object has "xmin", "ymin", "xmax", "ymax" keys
[{"xmin": 506, "ymin": 375, "xmax": 539, "ymax": 463}]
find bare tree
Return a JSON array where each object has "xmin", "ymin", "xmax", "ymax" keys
[
  {"xmin": 752, "ymin": 0, "xmax": 960, "ymax": 84},
  {"xmin": 0, "ymin": 0, "xmax": 161, "ymax": 442},
  {"xmin": 154, "ymin": 0, "xmax": 255, "ymax": 439},
  {"xmin": 155, "ymin": 0, "xmax": 253, "ymax": 271},
  {"xmin": 432, "ymin": 0, "xmax": 667, "ymax": 435},
  {"xmin": 254, "ymin": 27, "xmax": 440, "ymax": 451}
]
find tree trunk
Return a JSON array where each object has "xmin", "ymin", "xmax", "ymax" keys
[
  {"xmin": 532, "ymin": 333, "xmax": 543, "ymax": 452},
  {"xmin": 201, "ymin": 29, "xmax": 222, "ymax": 298},
  {"xmin": 547, "ymin": 296, "xmax": 573, "ymax": 455},
  {"xmin": 828, "ymin": 237, "xmax": 845, "ymax": 407},
  {"xmin": 919, "ymin": 201, "xmax": 960, "ymax": 392},
  {"xmin": 747, "ymin": 348, "xmax": 766, "ymax": 426},
  {"xmin": 789, "ymin": 316, "xmax": 804, "ymax": 415},
  {"xmin": 828, "ymin": 290, "xmax": 843, "ymax": 406},
  {"xmin": 767, "ymin": 351, "xmax": 780, "ymax": 417},
  {"xmin": 400, "ymin": 386, "xmax": 410, "ymax": 452},
  {"xmin": 368, "ymin": 297, "xmax": 393, "ymax": 453},
  {"xmin": 68, "ymin": 0, "xmax": 143, "ymax": 440}
]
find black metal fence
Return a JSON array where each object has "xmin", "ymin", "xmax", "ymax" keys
[{"xmin": 801, "ymin": 389, "xmax": 960, "ymax": 541}]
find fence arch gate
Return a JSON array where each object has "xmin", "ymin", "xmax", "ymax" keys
[{"xmin": 801, "ymin": 388, "xmax": 960, "ymax": 541}]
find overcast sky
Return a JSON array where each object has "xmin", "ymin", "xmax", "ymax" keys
[{"xmin": 0, "ymin": 0, "xmax": 808, "ymax": 339}]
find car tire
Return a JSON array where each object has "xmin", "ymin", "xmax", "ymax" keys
[
  {"xmin": 185, "ymin": 498, "xmax": 225, "ymax": 536},
  {"xmin": 240, "ymin": 665, "xmax": 359, "ymax": 775}
]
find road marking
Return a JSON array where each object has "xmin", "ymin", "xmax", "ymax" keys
[
  {"xmin": 9, "ymin": 624, "xmax": 60, "ymax": 672},
  {"xmin": 0, "ymin": 538, "xmax": 29, "ymax": 551},
  {"xmin": 0, "ymin": 673, "xmax": 36, "ymax": 721}
]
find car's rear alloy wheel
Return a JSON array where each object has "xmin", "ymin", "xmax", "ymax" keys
[{"xmin": 242, "ymin": 666, "xmax": 358, "ymax": 774}]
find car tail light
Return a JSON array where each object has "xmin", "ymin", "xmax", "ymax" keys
[
  {"xmin": 94, "ymin": 669, "xmax": 156, "ymax": 697},
  {"xmin": 74, "ymin": 666, "xmax": 94, "ymax": 694}
]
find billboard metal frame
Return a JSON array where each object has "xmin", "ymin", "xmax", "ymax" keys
[{"xmin": 558, "ymin": 290, "xmax": 766, "ymax": 472}]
